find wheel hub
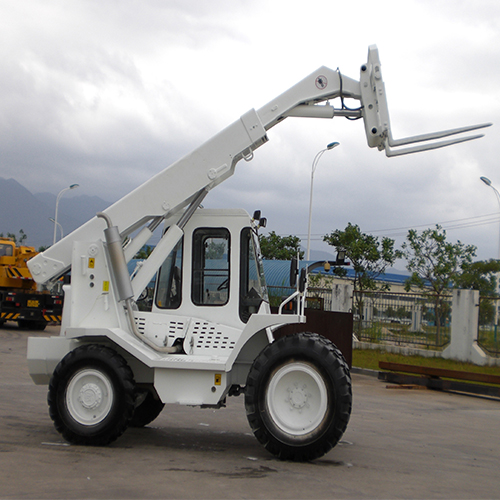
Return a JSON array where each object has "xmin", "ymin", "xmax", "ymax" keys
[
  {"xmin": 79, "ymin": 383, "xmax": 103, "ymax": 410},
  {"xmin": 266, "ymin": 362, "xmax": 328, "ymax": 435},
  {"xmin": 66, "ymin": 368, "xmax": 114, "ymax": 425},
  {"xmin": 288, "ymin": 384, "xmax": 309, "ymax": 410}
]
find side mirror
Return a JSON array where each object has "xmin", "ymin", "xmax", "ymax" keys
[
  {"xmin": 298, "ymin": 267, "xmax": 307, "ymax": 293},
  {"xmin": 252, "ymin": 210, "xmax": 266, "ymax": 230},
  {"xmin": 290, "ymin": 256, "xmax": 298, "ymax": 287}
]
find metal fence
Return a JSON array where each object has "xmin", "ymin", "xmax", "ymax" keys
[
  {"xmin": 268, "ymin": 285, "xmax": 453, "ymax": 350},
  {"xmin": 269, "ymin": 284, "xmax": 500, "ymax": 356},
  {"xmin": 353, "ymin": 290, "xmax": 452, "ymax": 349},
  {"xmin": 268, "ymin": 286, "xmax": 334, "ymax": 311},
  {"xmin": 478, "ymin": 295, "xmax": 500, "ymax": 356}
]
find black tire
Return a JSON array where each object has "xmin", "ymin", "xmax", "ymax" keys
[
  {"xmin": 245, "ymin": 332, "xmax": 352, "ymax": 462},
  {"xmin": 130, "ymin": 388, "xmax": 165, "ymax": 428},
  {"xmin": 17, "ymin": 320, "xmax": 46, "ymax": 330},
  {"xmin": 48, "ymin": 344, "xmax": 135, "ymax": 446}
]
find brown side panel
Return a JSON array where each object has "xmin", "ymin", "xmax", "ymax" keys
[{"xmin": 271, "ymin": 308, "xmax": 353, "ymax": 368}]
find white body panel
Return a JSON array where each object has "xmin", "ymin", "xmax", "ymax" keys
[{"xmin": 27, "ymin": 208, "xmax": 304, "ymax": 405}]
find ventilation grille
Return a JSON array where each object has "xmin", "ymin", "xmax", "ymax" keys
[
  {"xmin": 134, "ymin": 315, "xmax": 147, "ymax": 334},
  {"xmin": 134, "ymin": 315, "xmax": 186, "ymax": 345},
  {"xmin": 192, "ymin": 321, "xmax": 236, "ymax": 350},
  {"xmin": 168, "ymin": 320, "xmax": 186, "ymax": 342}
]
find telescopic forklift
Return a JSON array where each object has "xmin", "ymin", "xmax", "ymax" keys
[{"xmin": 26, "ymin": 45, "xmax": 490, "ymax": 461}]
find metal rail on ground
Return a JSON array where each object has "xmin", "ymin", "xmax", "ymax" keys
[{"xmin": 378, "ymin": 361, "xmax": 500, "ymax": 399}]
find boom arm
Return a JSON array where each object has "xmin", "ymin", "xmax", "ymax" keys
[{"xmin": 28, "ymin": 45, "xmax": 491, "ymax": 287}]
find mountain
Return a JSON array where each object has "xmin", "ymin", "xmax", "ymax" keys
[
  {"xmin": 34, "ymin": 192, "xmax": 111, "ymax": 228},
  {"xmin": 0, "ymin": 177, "xmax": 110, "ymax": 249}
]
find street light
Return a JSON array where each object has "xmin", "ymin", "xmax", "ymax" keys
[
  {"xmin": 480, "ymin": 176, "xmax": 500, "ymax": 260},
  {"xmin": 49, "ymin": 218, "xmax": 63, "ymax": 241},
  {"xmin": 480, "ymin": 176, "xmax": 500, "ymax": 327},
  {"xmin": 53, "ymin": 184, "xmax": 79, "ymax": 245},
  {"xmin": 306, "ymin": 142, "xmax": 340, "ymax": 260}
]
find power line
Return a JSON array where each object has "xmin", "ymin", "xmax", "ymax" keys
[
  {"xmin": 367, "ymin": 212, "xmax": 500, "ymax": 235},
  {"xmin": 290, "ymin": 212, "xmax": 500, "ymax": 240}
]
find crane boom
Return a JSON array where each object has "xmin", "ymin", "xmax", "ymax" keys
[{"xmin": 28, "ymin": 45, "xmax": 490, "ymax": 285}]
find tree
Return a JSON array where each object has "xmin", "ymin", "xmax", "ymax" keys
[
  {"xmin": 397, "ymin": 225, "xmax": 477, "ymax": 343},
  {"xmin": 259, "ymin": 231, "xmax": 304, "ymax": 260},
  {"xmin": 0, "ymin": 229, "xmax": 27, "ymax": 245},
  {"xmin": 454, "ymin": 259, "xmax": 500, "ymax": 326},
  {"xmin": 323, "ymin": 223, "xmax": 397, "ymax": 293},
  {"xmin": 398, "ymin": 225, "xmax": 476, "ymax": 293},
  {"xmin": 323, "ymin": 223, "xmax": 397, "ymax": 332},
  {"xmin": 134, "ymin": 245, "xmax": 154, "ymax": 259},
  {"xmin": 453, "ymin": 259, "xmax": 500, "ymax": 295}
]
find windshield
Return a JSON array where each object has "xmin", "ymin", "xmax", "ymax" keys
[
  {"xmin": 240, "ymin": 227, "xmax": 268, "ymax": 322},
  {"xmin": 249, "ymin": 228, "xmax": 268, "ymax": 301}
]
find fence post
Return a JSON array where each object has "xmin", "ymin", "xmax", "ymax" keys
[
  {"xmin": 331, "ymin": 283, "xmax": 353, "ymax": 313},
  {"xmin": 363, "ymin": 301, "xmax": 374, "ymax": 323},
  {"xmin": 443, "ymin": 289, "xmax": 488, "ymax": 365},
  {"xmin": 411, "ymin": 303, "xmax": 423, "ymax": 332}
]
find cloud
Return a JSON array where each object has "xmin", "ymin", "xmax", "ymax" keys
[{"xmin": 0, "ymin": 0, "xmax": 499, "ymax": 262}]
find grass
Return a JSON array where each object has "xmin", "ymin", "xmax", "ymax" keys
[{"xmin": 352, "ymin": 348, "xmax": 500, "ymax": 377}]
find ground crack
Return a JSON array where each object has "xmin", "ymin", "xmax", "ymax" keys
[{"xmin": 162, "ymin": 465, "xmax": 278, "ymax": 479}]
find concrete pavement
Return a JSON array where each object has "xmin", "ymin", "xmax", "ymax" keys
[{"xmin": 1, "ymin": 324, "xmax": 499, "ymax": 499}]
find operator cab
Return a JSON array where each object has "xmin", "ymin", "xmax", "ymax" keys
[
  {"xmin": 151, "ymin": 209, "xmax": 269, "ymax": 328},
  {"xmin": 0, "ymin": 238, "xmax": 15, "ymax": 265}
]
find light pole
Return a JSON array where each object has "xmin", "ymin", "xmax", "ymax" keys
[
  {"xmin": 49, "ymin": 218, "xmax": 63, "ymax": 241},
  {"xmin": 480, "ymin": 176, "xmax": 500, "ymax": 260},
  {"xmin": 480, "ymin": 176, "xmax": 500, "ymax": 329},
  {"xmin": 306, "ymin": 142, "xmax": 340, "ymax": 260},
  {"xmin": 53, "ymin": 184, "xmax": 79, "ymax": 245}
]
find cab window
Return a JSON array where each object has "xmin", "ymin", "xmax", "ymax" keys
[
  {"xmin": 192, "ymin": 228, "xmax": 230, "ymax": 306},
  {"xmin": 0, "ymin": 244, "xmax": 13, "ymax": 257},
  {"xmin": 155, "ymin": 238, "xmax": 183, "ymax": 309}
]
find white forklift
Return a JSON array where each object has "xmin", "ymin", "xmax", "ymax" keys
[{"xmin": 26, "ymin": 45, "xmax": 489, "ymax": 461}]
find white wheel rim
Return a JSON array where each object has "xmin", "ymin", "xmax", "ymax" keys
[
  {"xmin": 266, "ymin": 361, "xmax": 328, "ymax": 436},
  {"xmin": 66, "ymin": 368, "xmax": 114, "ymax": 426}
]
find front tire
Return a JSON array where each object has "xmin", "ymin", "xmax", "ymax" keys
[
  {"xmin": 48, "ymin": 344, "xmax": 135, "ymax": 446},
  {"xmin": 245, "ymin": 332, "xmax": 352, "ymax": 461}
]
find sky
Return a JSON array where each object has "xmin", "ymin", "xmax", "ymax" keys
[{"xmin": 1, "ymin": 0, "xmax": 499, "ymax": 266}]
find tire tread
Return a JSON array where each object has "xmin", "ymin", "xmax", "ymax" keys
[
  {"xmin": 48, "ymin": 344, "xmax": 135, "ymax": 446},
  {"xmin": 245, "ymin": 332, "xmax": 352, "ymax": 461}
]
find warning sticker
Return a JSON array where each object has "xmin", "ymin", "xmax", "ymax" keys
[
  {"xmin": 214, "ymin": 374, "xmax": 222, "ymax": 386},
  {"xmin": 88, "ymin": 257, "xmax": 95, "ymax": 269},
  {"xmin": 315, "ymin": 75, "xmax": 328, "ymax": 90}
]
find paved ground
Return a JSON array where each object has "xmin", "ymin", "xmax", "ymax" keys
[{"xmin": 1, "ymin": 324, "xmax": 500, "ymax": 499}]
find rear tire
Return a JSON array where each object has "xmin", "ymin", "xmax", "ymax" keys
[
  {"xmin": 17, "ymin": 320, "xmax": 46, "ymax": 330},
  {"xmin": 245, "ymin": 332, "xmax": 352, "ymax": 461},
  {"xmin": 130, "ymin": 388, "xmax": 165, "ymax": 427},
  {"xmin": 48, "ymin": 344, "xmax": 135, "ymax": 446}
]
